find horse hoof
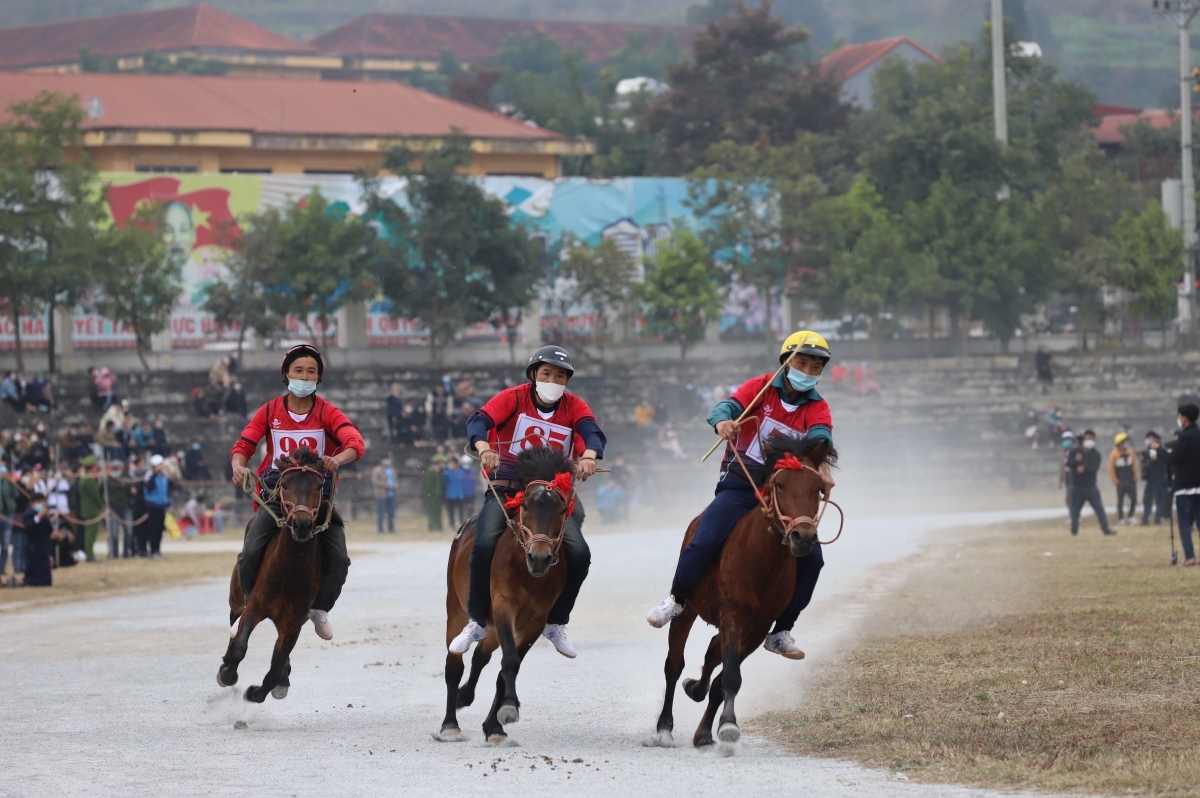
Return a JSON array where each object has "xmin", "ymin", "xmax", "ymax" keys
[
  {"xmin": 243, "ymin": 686, "xmax": 266, "ymax": 704},
  {"xmin": 694, "ymin": 735, "xmax": 714, "ymax": 748},
  {"xmin": 217, "ymin": 668, "xmax": 237, "ymax": 688},
  {"xmin": 717, "ymin": 723, "xmax": 741, "ymax": 744},
  {"xmin": 433, "ymin": 727, "xmax": 465, "ymax": 743},
  {"xmin": 486, "ymin": 733, "xmax": 509, "ymax": 745},
  {"xmin": 496, "ymin": 705, "xmax": 519, "ymax": 725},
  {"xmin": 641, "ymin": 731, "xmax": 675, "ymax": 748},
  {"xmin": 271, "ymin": 685, "xmax": 288, "ymax": 700},
  {"xmin": 682, "ymin": 678, "xmax": 704, "ymax": 702}
]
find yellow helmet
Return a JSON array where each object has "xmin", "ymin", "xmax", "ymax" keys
[
  {"xmin": 780, "ymin": 330, "xmax": 832, "ymax": 364},
  {"xmin": 1114, "ymin": 432, "xmax": 1129, "ymax": 446}
]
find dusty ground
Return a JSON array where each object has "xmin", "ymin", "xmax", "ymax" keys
[
  {"xmin": 0, "ymin": 504, "xmax": 1088, "ymax": 798},
  {"xmin": 766, "ymin": 515, "xmax": 1200, "ymax": 797}
]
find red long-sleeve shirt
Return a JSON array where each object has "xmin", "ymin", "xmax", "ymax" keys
[{"xmin": 230, "ymin": 394, "xmax": 365, "ymax": 477}]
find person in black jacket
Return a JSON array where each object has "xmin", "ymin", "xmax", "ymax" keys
[
  {"xmin": 1141, "ymin": 431, "xmax": 1170, "ymax": 526},
  {"xmin": 1066, "ymin": 430, "xmax": 1115, "ymax": 537},
  {"xmin": 1168, "ymin": 403, "xmax": 1200, "ymax": 565}
]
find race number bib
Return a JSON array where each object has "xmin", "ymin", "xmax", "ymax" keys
[
  {"xmin": 270, "ymin": 429, "xmax": 326, "ymax": 458},
  {"xmin": 744, "ymin": 417, "xmax": 804, "ymax": 463},
  {"xmin": 511, "ymin": 414, "xmax": 573, "ymax": 454}
]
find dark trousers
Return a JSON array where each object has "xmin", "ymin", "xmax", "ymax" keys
[
  {"xmin": 467, "ymin": 489, "xmax": 590, "ymax": 627},
  {"xmin": 144, "ymin": 507, "xmax": 167, "ymax": 555},
  {"xmin": 1069, "ymin": 485, "xmax": 1111, "ymax": 534},
  {"xmin": 1116, "ymin": 480, "xmax": 1137, "ymax": 520},
  {"xmin": 1143, "ymin": 480, "xmax": 1169, "ymax": 524},
  {"xmin": 672, "ymin": 478, "xmax": 823, "ymax": 632},
  {"xmin": 236, "ymin": 502, "xmax": 350, "ymax": 612},
  {"xmin": 376, "ymin": 496, "xmax": 395, "ymax": 533},
  {"xmin": 1178, "ymin": 494, "xmax": 1200, "ymax": 562},
  {"xmin": 445, "ymin": 498, "xmax": 466, "ymax": 530}
]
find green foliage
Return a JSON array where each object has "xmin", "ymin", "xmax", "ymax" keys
[
  {"xmin": 363, "ymin": 136, "xmax": 542, "ymax": 363},
  {"xmin": 1114, "ymin": 200, "xmax": 1185, "ymax": 328},
  {"xmin": 78, "ymin": 46, "xmax": 118, "ymax": 73},
  {"xmin": 641, "ymin": 229, "xmax": 722, "ymax": 358},
  {"xmin": 201, "ymin": 214, "xmax": 286, "ymax": 360},
  {"xmin": 546, "ymin": 236, "xmax": 640, "ymax": 348}
]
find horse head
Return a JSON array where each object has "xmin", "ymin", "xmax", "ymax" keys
[
  {"xmin": 274, "ymin": 447, "xmax": 325, "ymax": 542},
  {"xmin": 762, "ymin": 435, "xmax": 838, "ymax": 558},
  {"xmin": 508, "ymin": 447, "xmax": 575, "ymax": 577}
]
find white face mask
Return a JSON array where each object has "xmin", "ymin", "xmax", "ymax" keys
[
  {"xmin": 1083, "ymin": 439, "xmax": 1096, "ymax": 450},
  {"xmin": 535, "ymin": 381, "xmax": 566, "ymax": 404}
]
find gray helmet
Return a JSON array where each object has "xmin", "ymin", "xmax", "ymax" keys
[{"xmin": 525, "ymin": 346, "xmax": 575, "ymax": 382}]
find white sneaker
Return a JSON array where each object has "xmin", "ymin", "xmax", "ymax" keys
[
  {"xmin": 542, "ymin": 624, "xmax": 577, "ymax": 658},
  {"xmin": 309, "ymin": 609, "xmax": 333, "ymax": 641},
  {"xmin": 763, "ymin": 631, "xmax": 805, "ymax": 660},
  {"xmin": 448, "ymin": 620, "xmax": 487, "ymax": 654},
  {"xmin": 646, "ymin": 597, "xmax": 684, "ymax": 628}
]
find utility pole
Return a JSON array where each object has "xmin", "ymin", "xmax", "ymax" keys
[
  {"xmin": 1155, "ymin": 0, "xmax": 1199, "ymax": 336},
  {"xmin": 991, "ymin": 0, "xmax": 1011, "ymax": 200}
]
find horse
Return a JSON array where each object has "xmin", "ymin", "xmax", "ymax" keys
[
  {"xmin": 217, "ymin": 448, "xmax": 333, "ymax": 703},
  {"xmin": 436, "ymin": 446, "xmax": 575, "ymax": 743},
  {"xmin": 653, "ymin": 434, "xmax": 839, "ymax": 748}
]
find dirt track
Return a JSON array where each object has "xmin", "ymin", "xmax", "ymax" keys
[{"xmin": 0, "ymin": 508, "xmax": 1074, "ymax": 798}]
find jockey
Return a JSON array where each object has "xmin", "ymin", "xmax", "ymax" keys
[
  {"xmin": 449, "ymin": 345, "xmax": 606, "ymax": 659},
  {"xmin": 645, "ymin": 331, "xmax": 835, "ymax": 659},
  {"xmin": 229, "ymin": 344, "xmax": 364, "ymax": 641}
]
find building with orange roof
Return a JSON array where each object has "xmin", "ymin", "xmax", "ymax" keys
[
  {"xmin": 309, "ymin": 12, "xmax": 694, "ymax": 81},
  {"xmin": 0, "ymin": 72, "xmax": 592, "ymax": 177},
  {"xmin": 0, "ymin": 4, "xmax": 340, "ymax": 80},
  {"xmin": 819, "ymin": 37, "xmax": 939, "ymax": 110}
]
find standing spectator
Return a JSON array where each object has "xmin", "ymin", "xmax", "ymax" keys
[
  {"xmin": 386, "ymin": 384, "xmax": 404, "ymax": 443},
  {"xmin": 208, "ymin": 355, "xmax": 234, "ymax": 404},
  {"xmin": 372, "ymin": 455, "xmax": 396, "ymax": 534},
  {"xmin": 128, "ymin": 455, "xmax": 146, "ymax": 557},
  {"xmin": 426, "ymin": 454, "xmax": 445, "ymax": 532},
  {"xmin": 1168, "ymin": 403, "xmax": 1200, "ymax": 566},
  {"xmin": 1067, "ymin": 430, "xmax": 1115, "ymax": 537},
  {"xmin": 427, "ymin": 384, "xmax": 452, "ymax": 442},
  {"xmin": 96, "ymin": 420, "xmax": 124, "ymax": 462},
  {"xmin": 393, "ymin": 401, "xmax": 421, "ymax": 447},
  {"xmin": 93, "ymin": 367, "xmax": 118, "ymax": 411},
  {"xmin": 1, "ymin": 372, "xmax": 25, "ymax": 413},
  {"xmin": 634, "ymin": 399, "xmax": 656, "ymax": 428},
  {"xmin": 132, "ymin": 421, "xmax": 156, "ymax": 455},
  {"xmin": 1141, "ymin": 431, "xmax": 1170, "ymax": 526},
  {"xmin": 1035, "ymin": 344, "xmax": 1053, "ymax": 390},
  {"xmin": 0, "ymin": 465, "xmax": 17, "ymax": 585},
  {"xmin": 459, "ymin": 456, "xmax": 478, "ymax": 518},
  {"xmin": 183, "ymin": 440, "xmax": 212, "ymax": 481},
  {"xmin": 9, "ymin": 470, "xmax": 30, "ymax": 582},
  {"xmin": 225, "ymin": 380, "xmax": 248, "ymax": 421},
  {"xmin": 152, "ymin": 417, "xmax": 170, "ymax": 456},
  {"xmin": 21, "ymin": 493, "xmax": 54, "ymax": 587},
  {"xmin": 26, "ymin": 372, "xmax": 54, "ymax": 412},
  {"xmin": 1108, "ymin": 432, "xmax": 1139, "ymax": 525},
  {"xmin": 142, "ymin": 454, "xmax": 172, "ymax": 559},
  {"xmin": 442, "ymin": 455, "xmax": 465, "ymax": 529},
  {"xmin": 78, "ymin": 455, "xmax": 104, "ymax": 562},
  {"xmin": 1058, "ymin": 430, "xmax": 1075, "ymax": 516},
  {"xmin": 102, "ymin": 459, "xmax": 133, "ymax": 559},
  {"xmin": 595, "ymin": 481, "xmax": 627, "ymax": 524}
]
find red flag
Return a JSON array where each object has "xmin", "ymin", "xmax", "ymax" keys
[{"xmin": 104, "ymin": 177, "xmax": 242, "ymax": 250}]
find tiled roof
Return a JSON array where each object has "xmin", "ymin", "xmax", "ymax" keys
[
  {"xmin": 818, "ymin": 37, "xmax": 939, "ymax": 82},
  {"xmin": 0, "ymin": 72, "xmax": 560, "ymax": 140},
  {"xmin": 1093, "ymin": 108, "xmax": 1175, "ymax": 146},
  {"xmin": 0, "ymin": 4, "xmax": 313, "ymax": 70},
  {"xmin": 310, "ymin": 13, "xmax": 695, "ymax": 62}
]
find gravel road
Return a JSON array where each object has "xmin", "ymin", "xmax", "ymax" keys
[{"xmin": 0, "ymin": 507, "xmax": 1069, "ymax": 798}]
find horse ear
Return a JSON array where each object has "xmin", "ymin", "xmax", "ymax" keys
[{"xmin": 809, "ymin": 440, "xmax": 831, "ymax": 467}]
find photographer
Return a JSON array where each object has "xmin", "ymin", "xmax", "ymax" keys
[
  {"xmin": 1067, "ymin": 430, "xmax": 1116, "ymax": 537},
  {"xmin": 1140, "ymin": 431, "xmax": 1169, "ymax": 526},
  {"xmin": 1168, "ymin": 403, "xmax": 1200, "ymax": 566},
  {"xmin": 22, "ymin": 492, "xmax": 56, "ymax": 587}
]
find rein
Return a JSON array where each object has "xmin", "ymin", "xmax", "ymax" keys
[
  {"xmin": 241, "ymin": 462, "xmax": 337, "ymax": 534},
  {"xmin": 495, "ymin": 472, "xmax": 575, "ymax": 564}
]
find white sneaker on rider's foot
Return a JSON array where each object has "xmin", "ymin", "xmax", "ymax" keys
[
  {"xmin": 309, "ymin": 609, "xmax": 333, "ymax": 641},
  {"xmin": 763, "ymin": 631, "xmax": 805, "ymax": 660},
  {"xmin": 646, "ymin": 597, "xmax": 684, "ymax": 628},
  {"xmin": 542, "ymin": 624, "xmax": 577, "ymax": 658},
  {"xmin": 448, "ymin": 620, "xmax": 487, "ymax": 654}
]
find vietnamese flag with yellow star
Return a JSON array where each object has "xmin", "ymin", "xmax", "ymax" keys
[{"xmin": 103, "ymin": 176, "xmax": 245, "ymax": 251}]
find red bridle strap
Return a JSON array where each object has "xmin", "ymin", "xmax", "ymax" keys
[{"xmin": 502, "ymin": 472, "xmax": 575, "ymax": 561}]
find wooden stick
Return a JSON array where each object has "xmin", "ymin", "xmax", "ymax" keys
[{"xmin": 700, "ymin": 356, "xmax": 793, "ymax": 463}]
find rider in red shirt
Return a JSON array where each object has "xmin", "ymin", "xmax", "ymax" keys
[
  {"xmin": 645, "ymin": 331, "xmax": 836, "ymax": 659},
  {"xmin": 448, "ymin": 346, "xmax": 606, "ymax": 659},
  {"xmin": 229, "ymin": 345, "xmax": 365, "ymax": 641}
]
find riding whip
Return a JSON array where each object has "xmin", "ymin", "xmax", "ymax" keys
[{"xmin": 700, "ymin": 356, "xmax": 794, "ymax": 463}]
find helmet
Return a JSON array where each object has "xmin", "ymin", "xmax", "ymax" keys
[
  {"xmin": 779, "ymin": 331, "xmax": 831, "ymax": 365},
  {"xmin": 526, "ymin": 346, "xmax": 576, "ymax": 382},
  {"xmin": 280, "ymin": 344, "xmax": 324, "ymax": 382},
  {"xmin": 1114, "ymin": 432, "xmax": 1129, "ymax": 446}
]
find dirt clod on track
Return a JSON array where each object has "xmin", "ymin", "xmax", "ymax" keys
[{"xmin": 0, "ymin": 511, "xmax": 1070, "ymax": 797}]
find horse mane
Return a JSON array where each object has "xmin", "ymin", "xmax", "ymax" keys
[
  {"xmin": 274, "ymin": 446, "xmax": 321, "ymax": 471},
  {"xmin": 762, "ymin": 434, "xmax": 838, "ymax": 471},
  {"xmin": 515, "ymin": 446, "xmax": 573, "ymax": 486}
]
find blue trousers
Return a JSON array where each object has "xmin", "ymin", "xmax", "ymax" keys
[
  {"xmin": 1142, "ymin": 480, "xmax": 1169, "ymax": 524},
  {"xmin": 672, "ymin": 479, "xmax": 824, "ymax": 633},
  {"xmin": 1178, "ymin": 494, "xmax": 1200, "ymax": 562}
]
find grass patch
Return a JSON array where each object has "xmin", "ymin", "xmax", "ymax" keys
[{"xmin": 760, "ymin": 516, "xmax": 1200, "ymax": 797}]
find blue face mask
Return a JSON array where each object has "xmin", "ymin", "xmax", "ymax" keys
[
  {"xmin": 288, "ymin": 379, "xmax": 317, "ymax": 398},
  {"xmin": 786, "ymin": 368, "xmax": 820, "ymax": 393}
]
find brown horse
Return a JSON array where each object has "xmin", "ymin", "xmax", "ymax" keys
[
  {"xmin": 436, "ymin": 446, "xmax": 575, "ymax": 743},
  {"xmin": 217, "ymin": 448, "xmax": 332, "ymax": 703},
  {"xmin": 653, "ymin": 435, "xmax": 839, "ymax": 748}
]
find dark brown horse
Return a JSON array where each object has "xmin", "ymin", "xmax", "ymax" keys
[
  {"xmin": 653, "ymin": 435, "xmax": 839, "ymax": 748},
  {"xmin": 436, "ymin": 446, "xmax": 574, "ymax": 743},
  {"xmin": 217, "ymin": 448, "xmax": 332, "ymax": 703}
]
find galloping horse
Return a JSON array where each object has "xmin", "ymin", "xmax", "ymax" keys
[
  {"xmin": 217, "ymin": 448, "xmax": 333, "ymax": 703},
  {"xmin": 654, "ymin": 434, "xmax": 839, "ymax": 747},
  {"xmin": 436, "ymin": 447, "xmax": 575, "ymax": 743}
]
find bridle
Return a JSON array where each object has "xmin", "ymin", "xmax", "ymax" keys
[
  {"xmin": 277, "ymin": 462, "xmax": 335, "ymax": 535},
  {"xmin": 499, "ymin": 473, "xmax": 575, "ymax": 565}
]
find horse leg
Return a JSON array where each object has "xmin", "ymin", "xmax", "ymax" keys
[
  {"xmin": 481, "ymin": 620, "xmax": 520, "ymax": 742},
  {"xmin": 217, "ymin": 604, "xmax": 262, "ymax": 688},
  {"xmin": 437, "ymin": 651, "xmax": 467, "ymax": 740},
  {"xmin": 457, "ymin": 636, "xmax": 497, "ymax": 709},
  {"xmin": 683, "ymin": 632, "xmax": 721, "ymax": 703},
  {"xmin": 245, "ymin": 616, "xmax": 303, "ymax": 704},
  {"xmin": 715, "ymin": 624, "xmax": 749, "ymax": 744},
  {"xmin": 271, "ymin": 658, "xmax": 291, "ymax": 700},
  {"xmin": 653, "ymin": 605, "xmax": 697, "ymax": 744},
  {"xmin": 693, "ymin": 671, "xmax": 724, "ymax": 748}
]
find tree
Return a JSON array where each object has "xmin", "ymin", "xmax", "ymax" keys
[
  {"xmin": 363, "ymin": 136, "xmax": 542, "ymax": 364},
  {"xmin": 201, "ymin": 216, "xmax": 286, "ymax": 362},
  {"xmin": 645, "ymin": 1, "xmax": 848, "ymax": 173},
  {"xmin": 545, "ymin": 236, "xmax": 640, "ymax": 353},
  {"xmin": 1114, "ymin": 200, "xmax": 1185, "ymax": 347},
  {"xmin": 642, "ymin": 230, "xmax": 722, "ymax": 359},
  {"xmin": 92, "ymin": 207, "xmax": 181, "ymax": 371}
]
